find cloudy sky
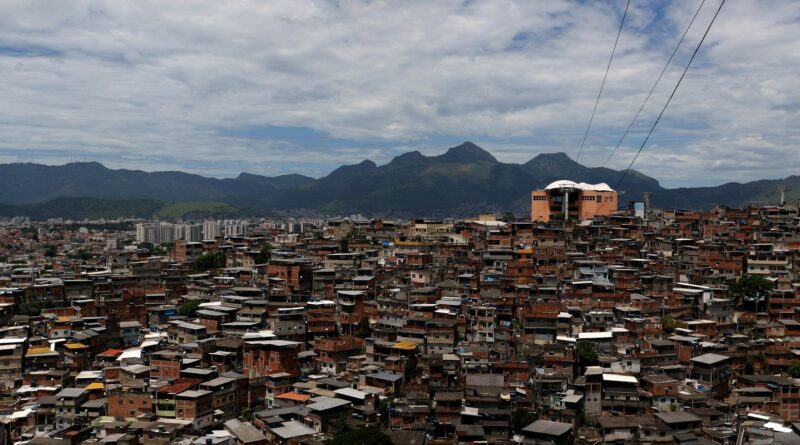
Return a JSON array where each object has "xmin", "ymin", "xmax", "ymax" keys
[{"xmin": 0, "ymin": 0, "xmax": 797, "ymax": 187}]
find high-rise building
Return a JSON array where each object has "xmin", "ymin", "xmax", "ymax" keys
[
  {"xmin": 223, "ymin": 223, "xmax": 247, "ymax": 237},
  {"xmin": 202, "ymin": 220, "xmax": 219, "ymax": 240},
  {"xmin": 135, "ymin": 222, "xmax": 177, "ymax": 244},
  {"xmin": 174, "ymin": 224, "xmax": 203, "ymax": 242}
]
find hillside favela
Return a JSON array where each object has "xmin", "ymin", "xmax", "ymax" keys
[{"xmin": 1, "ymin": 1, "xmax": 800, "ymax": 445}]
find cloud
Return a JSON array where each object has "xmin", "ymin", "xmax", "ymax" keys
[{"xmin": 0, "ymin": 0, "xmax": 797, "ymax": 187}]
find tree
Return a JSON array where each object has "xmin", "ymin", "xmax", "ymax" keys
[
  {"xmin": 378, "ymin": 397, "xmax": 394, "ymax": 427},
  {"xmin": 329, "ymin": 415, "xmax": 350, "ymax": 436},
  {"xmin": 68, "ymin": 249, "xmax": 92, "ymax": 261},
  {"xmin": 728, "ymin": 275, "xmax": 774, "ymax": 312},
  {"xmin": 43, "ymin": 245, "xmax": 58, "ymax": 257},
  {"xmin": 139, "ymin": 242, "xmax": 169, "ymax": 256},
  {"xmin": 194, "ymin": 252, "xmax": 226, "ymax": 272},
  {"xmin": 512, "ymin": 407, "xmax": 537, "ymax": 432},
  {"xmin": 501, "ymin": 210, "xmax": 516, "ymax": 222},
  {"xmin": 15, "ymin": 301, "xmax": 55, "ymax": 316},
  {"xmin": 577, "ymin": 340, "xmax": 598, "ymax": 367},
  {"xmin": 745, "ymin": 356, "xmax": 756, "ymax": 374},
  {"xmin": 254, "ymin": 244, "xmax": 273, "ymax": 264},
  {"xmin": 788, "ymin": 363, "xmax": 800, "ymax": 378},
  {"xmin": 325, "ymin": 427, "xmax": 392, "ymax": 445},
  {"xmin": 354, "ymin": 316, "xmax": 371, "ymax": 338},
  {"xmin": 179, "ymin": 300, "xmax": 201, "ymax": 318},
  {"xmin": 662, "ymin": 316, "xmax": 679, "ymax": 334}
]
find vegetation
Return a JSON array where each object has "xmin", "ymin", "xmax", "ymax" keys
[
  {"xmin": 253, "ymin": 244, "xmax": 273, "ymax": 264},
  {"xmin": 378, "ymin": 397, "xmax": 394, "ymax": 427},
  {"xmin": 68, "ymin": 249, "xmax": 92, "ymax": 261},
  {"xmin": 193, "ymin": 252, "xmax": 226, "ymax": 272},
  {"xmin": 355, "ymin": 316, "xmax": 371, "ymax": 338},
  {"xmin": 329, "ymin": 415, "xmax": 350, "ymax": 436},
  {"xmin": 20, "ymin": 227, "xmax": 38, "ymax": 240},
  {"xmin": 662, "ymin": 316, "xmax": 679, "ymax": 334},
  {"xmin": 788, "ymin": 363, "xmax": 800, "ymax": 378},
  {"xmin": 0, "ymin": 197, "xmax": 164, "ymax": 220},
  {"xmin": 15, "ymin": 301, "xmax": 55, "ymax": 316},
  {"xmin": 139, "ymin": 242, "xmax": 171, "ymax": 256},
  {"xmin": 179, "ymin": 300, "xmax": 202, "ymax": 318},
  {"xmin": 325, "ymin": 427, "xmax": 392, "ymax": 445},
  {"xmin": 156, "ymin": 201, "xmax": 239, "ymax": 219},
  {"xmin": 577, "ymin": 340, "xmax": 598, "ymax": 367},
  {"xmin": 745, "ymin": 356, "xmax": 756, "ymax": 374},
  {"xmin": 43, "ymin": 244, "xmax": 58, "ymax": 257},
  {"xmin": 728, "ymin": 275, "xmax": 774, "ymax": 311},
  {"xmin": 512, "ymin": 407, "xmax": 537, "ymax": 432}
]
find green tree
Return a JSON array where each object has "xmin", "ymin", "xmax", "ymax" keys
[
  {"xmin": 179, "ymin": 300, "xmax": 201, "ymax": 318},
  {"xmin": 354, "ymin": 316, "xmax": 371, "ymax": 338},
  {"xmin": 788, "ymin": 363, "xmax": 800, "ymax": 378},
  {"xmin": 68, "ymin": 249, "xmax": 92, "ymax": 261},
  {"xmin": 728, "ymin": 275, "xmax": 774, "ymax": 312},
  {"xmin": 501, "ymin": 210, "xmax": 516, "ymax": 222},
  {"xmin": 254, "ymin": 244, "xmax": 273, "ymax": 264},
  {"xmin": 662, "ymin": 316, "xmax": 679, "ymax": 334},
  {"xmin": 329, "ymin": 415, "xmax": 350, "ymax": 436},
  {"xmin": 194, "ymin": 252, "xmax": 226, "ymax": 272},
  {"xmin": 745, "ymin": 356, "xmax": 756, "ymax": 374},
  {"xmin": 512, "ymin": 407, "xmax": 537, "ymax": 432},
  {"xmin": 139, "ymin": 242, "xmax": 169, "ymax": 256},
  {"xmin": 325, "ymin": 427, "xmax": 392, "ymax": 445},
  {"xmin": 43, "ymin": 245, "xmax": 58, "ymax": 257},
  {"xmin": 378, "ymin": 397, "xmax": 394, "ymax": 427},
  {"xmin": 577, "ymin": 340, "xmax": 598, "ymax": 367}
]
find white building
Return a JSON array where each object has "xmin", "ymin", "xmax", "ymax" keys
[
  {"xmin": 202, "ymin": 220, "xmax": 219, "ymax": 240},
  {"xmin": 135, "ymin": 222, "xmax": 176, "ymax": 244}
]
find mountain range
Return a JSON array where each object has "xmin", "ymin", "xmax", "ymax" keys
[{"xmin": 0, "ymin": 142, "xmax": 796, "ymax": 219}]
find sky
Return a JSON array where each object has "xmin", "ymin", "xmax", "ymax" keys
[{"xmin": 0, "ymin": 0, "xmax": 798, "ymax": 188}]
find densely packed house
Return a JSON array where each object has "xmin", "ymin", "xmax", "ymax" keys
[{"xmin": 0, "ymin": 203, "xmax": 798, "ymax": 445}]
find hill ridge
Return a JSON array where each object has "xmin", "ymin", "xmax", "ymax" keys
[{"xmin": 0, "ymin": 142, "xmax": 794, "ymax": 216}]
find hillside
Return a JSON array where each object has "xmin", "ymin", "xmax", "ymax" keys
[{"xmin": 0, "ymin": 142, "xmax": 793, "ymax": 218}]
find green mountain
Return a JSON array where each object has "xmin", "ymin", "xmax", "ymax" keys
[
  {"xmin": 0, "ymin": 142, "xmax": 793, "ymax": 218},
  {"xmin": 0, "ymin": 198, "xmax": 274, "ymax": 220},
  {"xmin": 0, "ymin": 161, "xmax": 315, "ymax": 204},
  {"xmin": 0, "ymin": 197, "xmax": 164, "ymax": 220}
]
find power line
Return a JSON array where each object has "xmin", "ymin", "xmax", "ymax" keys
[
  {"xmin": 575, "ymin": 0, "xmax": 631, "ymax": 164},
  {"xmin": 616, "ymin": 0, "xmax": 725, "ymax": 189},
  {"xmin": 602, "ymin": 0, "xmax": 707, "ymax": 168}
]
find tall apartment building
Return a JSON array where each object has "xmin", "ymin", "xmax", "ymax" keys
[
  {"xmin": 202, "ymin": 220, "xmax": 219, "ymax": 240},
  {"xmin": 223, "ymin": 222, "xmax": 247, "ymax": 237},
  {"xmin": 174, "ymin": 223, "xmax": 203, "ymax": 242},
  {"xmin": 531, "ymin": 180, "xmax": 618, "ymax": 222},
  {"xmin": 136, "ymin": 222, "xmax": 177, "ymax": 244}
]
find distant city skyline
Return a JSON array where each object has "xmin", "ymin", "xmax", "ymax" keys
[{"xmin": 1, "ymin": 0, "xmax": 798, "ymax": 187}]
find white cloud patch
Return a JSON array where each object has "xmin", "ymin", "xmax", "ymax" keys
[{"xmin": 0, "ymin": 0, "xmax": 797, "ymax": 187}]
